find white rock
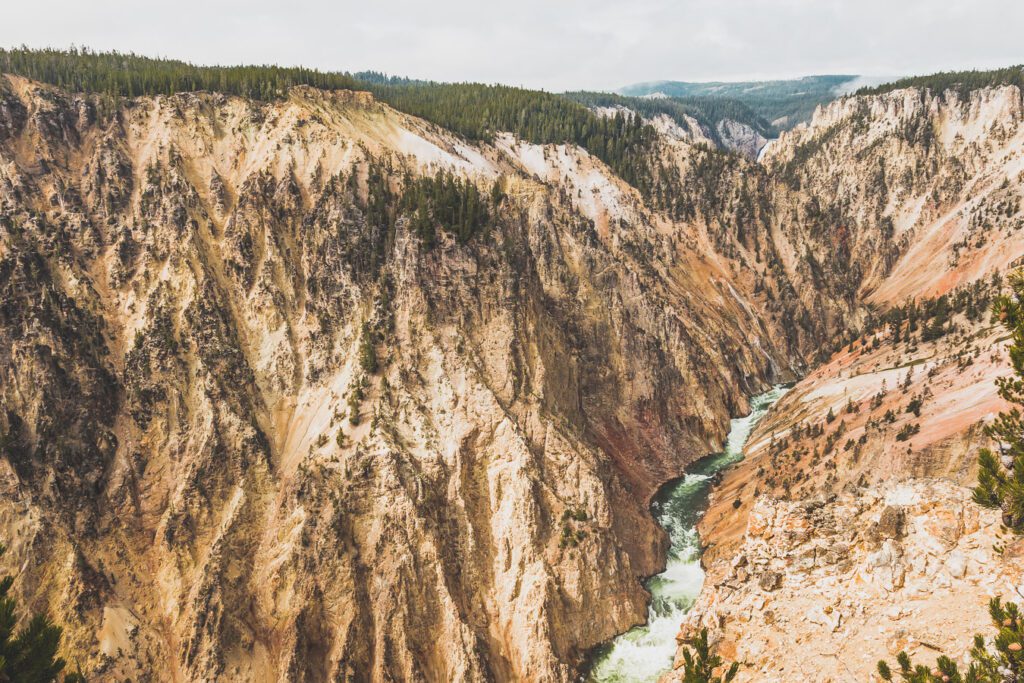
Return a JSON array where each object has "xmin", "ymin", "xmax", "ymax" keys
[{"xmin": 946, "ymin": 552, "xmax": 967, "ymax": 579}]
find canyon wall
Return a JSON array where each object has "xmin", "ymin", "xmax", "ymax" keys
[
  {"xmin": 0, "ymin": 75, "xmax": 798, "ymax": 682},
  {"xmin": 3, "ymin": 68, "xmax": 1023, "ymax": 682},
  {"xmin": 680, "ymin": 84, "xmax": 1024, "ymax": 681}
]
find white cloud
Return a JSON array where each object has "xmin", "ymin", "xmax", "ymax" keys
[{"xmin": 2, "ymin": 0, "xmax": 1022, "ymax": 91}]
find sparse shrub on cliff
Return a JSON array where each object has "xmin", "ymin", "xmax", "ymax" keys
[
  {"xmin": 907, "ymin": 396, "xmax": 923, "ymax": 417},
  {"xmin": 973, "ymin": 270, "xmax": 1024, "ymax": 530},
  {"xmin": 895, "ymin": 423, "xmax": 920, "ymax": 441},
  {"xmin": 877, "ymin": 597, "xmax": 1024, "ymax": 682},
  {"xmin": 679, "ymin": 628, "xmax": 738, "ymax": 683},
  {"xmin": 0, "ymin": 543, "xmax": 86, "ymax": 683},
  {"xmin": 558, "ymin": 524, "xmax": 586, "ymax": 549},
  {"xmin": 871, "ymin": 381, "xmax": 888, "ymax": 410},
  {"xmin": 559, "ymin": 507, "xmax": 590, "ymax": 548},
  {"xmin": 347, "ymin": 378, "xmax": 366, "ymax": 426},
  {"xmin": 921, "ymin": 313, "xmax": 949, "ymax": 342},
  {"xmin": 561, "ymin": 507, "xmax": 588, "ymax": 523},
  {"xmin": 358, "ymin": 323, "xmax": 379, "ymax": 374}
]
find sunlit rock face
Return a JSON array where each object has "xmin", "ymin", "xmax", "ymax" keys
[
  {"xmin": 3, "ymin": 65, "xmax": 1022, "ymax": 682},
  {"xmin": 683, "ymin": 83, "xmax": 1024, "ymax": 683},
  {"xmin": 0, "ymin": 74, "xmax": 798, "ymax": 682},
  {"xmin": 674, "ymin": 480, "xmax": 1022, "ymax": 682}
]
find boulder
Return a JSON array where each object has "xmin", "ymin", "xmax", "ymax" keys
[
  {"xmin": 758, "ymin": 571, "xmax": 782, "ymax": 591},
  {"xmin": 873, "ymin": 505, "xmax": 906, "ymax": 540},
  {"xmin": 945, "ymin": 551, "xmax": 967, "ymax": 579}
]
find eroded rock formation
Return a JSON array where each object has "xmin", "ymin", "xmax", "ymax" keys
[
  {"xmin": 682, "ymin": 84, "xmax": 1024, "ymax": 681},
  {"xmin": 0, "ymin": 74, "xmax": 800, "ymax": 681},
  {"xmin": 1, "ymin": 67, "xmax": 1023, "ymax": 682}
]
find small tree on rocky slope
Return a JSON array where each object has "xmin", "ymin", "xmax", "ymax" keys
[
  {"xmin": 679, "ymin": 628, "xmax": 739, "ymax": 683},
  {"xmin": 973, "ymin": 270, "xmax": 1024, "ymax": 530},
  {"xmin": 0, "ymin": 543, "xmax": 85, "ymax": 683},
  {"xmin": 877, "ymin": 597, "xmax": 1024, "ymax": 682},
  {"xmin": 879, "ymin": 272, "xmax": 1024, "ymax": 680}
]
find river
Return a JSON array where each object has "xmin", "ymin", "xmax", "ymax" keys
[{"xmin": 586, "ymin": 385, "xmax": 789, "ymax": 682}]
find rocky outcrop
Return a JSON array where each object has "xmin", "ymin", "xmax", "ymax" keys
[
  {"xmin": 763, "ymin": 84, "xmax": 1024, "ymax": 309},
  {"xmin": 3, "ymin": 67, "xmax": 1022, "ymax": 683},
  {"xmin": 682, "ymin": 83, "xmax": 1024, "ymax": 681},
  {"xmin": 0, "ymin": 74, "xmax": 800, "ymax": 682},
  {"xmin": 715, "ymin": 120, "xmax": 768, "ymax": 160},
  {"xmin": 645, "ymin": 113, "xmax": 768, "ymax": 160},
  {"xmin": 672, "ymin": 480, "xmax": 1024, "ymax": 682}
]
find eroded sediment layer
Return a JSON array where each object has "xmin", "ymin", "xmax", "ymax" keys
[{"xmin": 0, "ymin": 75, "xmax": 797, "ymax": 681}]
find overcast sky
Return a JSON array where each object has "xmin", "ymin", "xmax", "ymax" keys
[{"xmin": 4, "ymin": 0, "xmax": 1023, "ymax": 92}]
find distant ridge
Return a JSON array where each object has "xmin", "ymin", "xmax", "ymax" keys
[{"xmin": 618, "ymin": 74, "xmax": 858, "ymax": 129}]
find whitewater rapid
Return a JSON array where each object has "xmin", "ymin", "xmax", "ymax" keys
[{"xmin": 587, "ymin": 385, "xmax": 789, "ymax": 682}]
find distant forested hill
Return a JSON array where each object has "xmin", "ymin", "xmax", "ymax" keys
[
  {"xmin": 857, "ymin": 65, "xmax": 1024, "ymax": 97},
  {"xmin": 563, "ymin": 91, "xmax": 773, "ymax": 143},
  {"xmin": 618, "ymin": 75, "xmax": 857, "ymax": 129}
]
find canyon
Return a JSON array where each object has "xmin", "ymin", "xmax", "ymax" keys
[
  {"xmin": 0, "ymin": 60, "xmax": 1022, "ymax": 682},
  {"xmin": 680, "ymin": 83, "xmax": 1024, "ymax": 681}
]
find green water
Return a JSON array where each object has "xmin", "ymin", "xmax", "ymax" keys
[{"xmin": 586, "ymin": 385, "xmax": 789, "ymax": 682}]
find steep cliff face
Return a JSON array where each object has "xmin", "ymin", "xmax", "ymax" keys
[
  {"xmin": 699, "ymin": 84, "xmax": 1024, "ymax": 562},
  {"xmin": 681, "ymin": 84, "xmax": 1024, "ymax": 363},
  {"xmin": 0, "ymin": 75, "xmax": 797, "ymax": 681},
  {"xmin": 682, "ymin": 84, "xmax": 1024, "ymax": 681},
  {"xmin": 714, "ymin": 120, "xmax": 768, "ymax": 160},
  {"xmin": 763, "ymin": 85, "xmax": 1024, "ymax": 307},
  {"xmin": 4, "ymin": 65, "xmax": 1021, "ymax": 682}
]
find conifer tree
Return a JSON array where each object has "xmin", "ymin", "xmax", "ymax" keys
[
  {"xmin": 358, "ymin": 323, "xmax": 378, "ymax": 374},
  {"xmin": 679, "ymin": 628, "xmax": 739, "ymax": 683},
  {"xmin": 973, "ymin": 270, "xmax": 1024, "ymax": 530}
]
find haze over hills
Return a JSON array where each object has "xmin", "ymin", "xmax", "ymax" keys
[
  {"xmin": 619, "ymin": 74, "xmax": 860, "ymax": 129},
  {"xmin": 0, "ymin": 46, "xmax": 1023, "ymax": 682}
]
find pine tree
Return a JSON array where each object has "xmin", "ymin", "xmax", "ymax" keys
[
  {"xmin": 0, "ymin": 544, "xmax": 85, "ymax": 683},
  {"xmin": 358, "ymin": 323, "xmax": 379, "ymax": 374},
  {"xmin": 973, "ymin": 270, "xmax": 1024, "ymax": 530},
  {"xmin": 679, "ymin": 628, "xmax": 739, "ymax": 683},
  {"xmin": 0, "ymin": 48, "xmax": 670, "ymax": 209}
]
